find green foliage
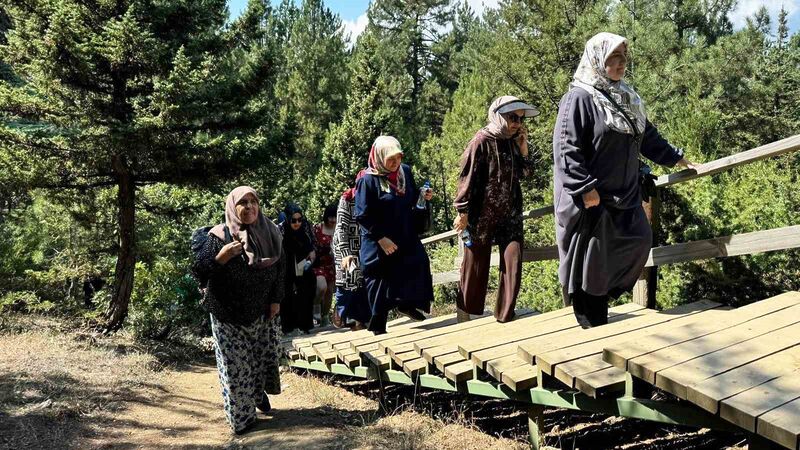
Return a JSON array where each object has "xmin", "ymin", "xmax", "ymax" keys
[
  {"xmin": 1, "ymin": 0, "xmax": 800, "ymax": 335},
  {"xmin": 0, "ymin": 291, "xmax": 54, "ymax": 314}
]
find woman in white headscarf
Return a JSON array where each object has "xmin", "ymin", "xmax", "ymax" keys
[
  {"xmin": 553, "ymin": 32, "xmax": 698, "ymax": 328},
  {"xmin": 453, "ymin": 95, "xmax": 539, "ymax": 323},
  {"xmin": 192, "ymin": 186, "xmax": 284, "ymax": 434},
  {"xmin": 354, "ymin": 136, "xmax": 435, "ymax": 334}
]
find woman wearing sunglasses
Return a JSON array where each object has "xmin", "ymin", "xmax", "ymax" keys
[
  {"xmin": 553, "ymin": 33, "xmax": 697, "ymax": 328},
  {"xmin": 453, "ymin": 95, "xmax": 539, "ymax": 323},
  {"xmin": 354, "ymin": 136, "xmax": 435, "ymax": 334},
  {"xmin": 279, "ymin": 203, "xmax": 317, "ymax": 334}
]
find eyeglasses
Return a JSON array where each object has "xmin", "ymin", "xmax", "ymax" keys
[
  {"xmin": 506, "ymin": 114, "xmax": 525, "ymax": 124},
  {"xmin": 291, "ymin": 217, "xmax": 303, "ymax": 224},
  {"xmin": 237, "ymin": 199, "xmax": 259, "ymax": 207}
]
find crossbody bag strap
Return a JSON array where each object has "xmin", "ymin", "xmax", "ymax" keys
[{"xmin": 597, "ymin": 89, "xmax": 641, "ymax": 139}]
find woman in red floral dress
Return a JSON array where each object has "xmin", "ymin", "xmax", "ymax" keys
[{"xmin": 312, "ymin": 204, "xmax": 337, "ymax": 326}]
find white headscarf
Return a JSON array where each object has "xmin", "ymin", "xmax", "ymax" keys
[{"xmin": 572, "ymin": 32, "xmax": 646, "ymax": 136}]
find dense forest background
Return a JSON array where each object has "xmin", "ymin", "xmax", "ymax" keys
[{"xmin": 1, "ymin": 0, "xmax": 798, "ymax": 338}]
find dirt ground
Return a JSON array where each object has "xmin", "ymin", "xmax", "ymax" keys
[{"xmin": 0, "ymin": 315, "xmax": 751, "ymax": 450}]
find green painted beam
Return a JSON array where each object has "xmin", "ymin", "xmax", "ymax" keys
[
  {"xmin": 419, "ymin": 374, "xmax": 458, "ymax": 392},
  {"xmin": 290, "ymin": 358, "xmax": 742, "ymax": 434},
  {"xmin": 616, "ymin": 397, "xmax": 740, "ymax": 431},
  {"xmin": 382, "ymin": 369, "xmax": 414, "ymax": 385}
]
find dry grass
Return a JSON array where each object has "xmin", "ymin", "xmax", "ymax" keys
[
  {"xmin": 0, "ymin": 315, "xmax": 170, "ymax": 449},
  {"xmin": 347, "ymin": 409, "xmax": 528, "ymax": 450}
]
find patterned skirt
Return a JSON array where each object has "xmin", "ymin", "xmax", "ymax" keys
[{"xmin": 210, "ymin": 313, "xmax": 281, "ymax": 433}]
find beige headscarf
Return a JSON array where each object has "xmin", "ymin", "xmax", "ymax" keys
[
  {"xmin": 572, "ymin": 32, "xmax": 646, "ymax": 136},
  {"xmin": 484, "ymin": 95, "xmax": 529, "ymax": 140},
  {"xmin": 210, "ymin": 186, "xmax": 283, "ymax": 268},
  {"xmin": 365, "ymin": 135, "xmax": 406, "ymax": 195}
]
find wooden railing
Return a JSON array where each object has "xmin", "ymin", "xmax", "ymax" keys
[{"xmin": 425, "ymin": 134, "xmax": 800, "ymax": 307}]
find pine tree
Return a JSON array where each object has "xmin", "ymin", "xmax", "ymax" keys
[
  {"xmin": 313, "ymin": 30, "xmax": 408, "ymax": 209},
  {"xmin": 0, "ymin": 0, "xmax": 281, "ymax": 331},
  {"xmin": 272, "ymin": 0, "xmax": 349, "ymax": 215}
]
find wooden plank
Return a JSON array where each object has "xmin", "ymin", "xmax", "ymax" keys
[
  {"xmin": 459, "ymin": 304, "xmax": 604, "ymax": 359},
  {"xmin": 537, "ymin": 301, "xmax": 721, "ymax": 379},
  {"xmin": 434, "ymin": 352, "xmax": 467, "ymax": 372},
  {"xmin": 342, "ymin": 351, "xmax": 363, "ymax": 368},
  {"xmin": 687, "ymin": 344, "xmax": 800, "ymax": 414},
  {"xmin": 286, "ymin": 350, "xmax": 300, "ymax": 361},
  {"xmin": 555, "ymin": 355, "xmax": 612, "ymax": 388},
  {"xmin": 411, "ymin": 310, "xmax": 538, "ymax": 354},
  {"xmin": 444, "ymin": 360, "xmax": 475, "ymax": 383},
  {"xmin": 719, "ymin": 368, "xmax": 800, "ymax": 433},
  {"xmin": 477, "ymin": 304, "xmax": 652, "ymax": 381},
  {"xmin": 627, "ymin": 302, "xmax": 800, "ymax": 384},
  {"xmin": 756, "ymin": 395, "xmax": 800, "ymax": 450},
  {"xmin": 292, "ymin": 316, "xmax": 413, "ymax": 349},
  {"xmin": 485, "ymin": 355, "xmax": 527, "ymax": 381},
  {"xmin": 318, "ymin": 350, "xmax": 339, "ymax": 366},
  {"xmin": 654, "ymin": 134, "xmax": 800, "ymax": 188},
  {"xmin": 403, "ymin": 358, "xmax": 429, "ymax": 377},
  {"xmin": 502, "ymin": 365, "xmax": 538, "ymax": 392},
  {"xmin": 385, "ymin": 343, "xmax": 415, "ymax": 358},
  {"xmin": 515, "ymin": 303, "xmax": 651, "ymax": 365},
  {"xmin": 351, "ymin": 314, "xmax": 458, "ymax": 352},
  {"xmin": 422, "ymin": 344, "xmax": 460, "ymax": 364},
  {"xmin": 339, "ymin": 343, "xmax": 377, "ymax": 363},
  {"xmin": 377, "ymin": 311, "xmax": 495, "ymax": 353},
  {"xmin": 574, "ymin": 366, "xmax": 627, "ymax": 398},
  {"xmin": 603, "ymin": 292, "xmax": 800, "ymax": 370},
  {"xmin": 656, "ymin": 322, "xmax": 800, "ymax": 399},
  {"xmin": 364, "ymin": 351, "xmax": 392, "ymax": 371},
  {"xmin": 391, "ymin": 350, "xmax": 422, "ymax": 366},
  {"xmin": 644, "ymin": 225, "xmax": 800, "ymax": 267}
]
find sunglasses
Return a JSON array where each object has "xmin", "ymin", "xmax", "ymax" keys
[
  {"xmin": 291, "ymin": 217, "xmax": 303, "ymax": 224},
  {"xmin": 506, "ymin": 114, "xmax": 525, "ymax": 124}
]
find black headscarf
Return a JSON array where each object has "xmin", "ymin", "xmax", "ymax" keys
[
  {"xmin": 282, "ymin": 203, "xmax": 314, "ymax": 260},
  {"xmin": 322, "ymin": 203, "xmax": 338, "ymax": 225}
]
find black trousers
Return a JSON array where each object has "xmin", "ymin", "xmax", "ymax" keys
[{"xmin": 570, "ymin": 289, "xmax": 609, "ymax": 329}]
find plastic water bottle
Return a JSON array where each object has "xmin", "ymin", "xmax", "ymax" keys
[
  {"xmin": 415, "ymin": 180, "xmax": 431, "ymax": 209},
  {"xmin": 460, "ymin": 229, "xmax": 473, "ymax": 248}
]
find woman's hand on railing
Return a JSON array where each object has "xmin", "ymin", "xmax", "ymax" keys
[
  {"xmin": 677, "ymin": 158, "xmax": 700, "ymax": 171},
  {"xmin": 453, "ymin": 213, "xmax": 468, "ymax": 232}
]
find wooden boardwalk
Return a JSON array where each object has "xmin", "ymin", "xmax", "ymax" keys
[
  {"xmin": 604, "ymin": 291, "xmax": 800, "ymax": 449},
  {"xmin": 284, "ymin": 291, "xmax": 800, "ymax": 449}
]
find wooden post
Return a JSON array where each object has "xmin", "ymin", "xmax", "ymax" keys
[{"xmin": 633, "ymin": 189, "xmax": 660, "ymax": 309}]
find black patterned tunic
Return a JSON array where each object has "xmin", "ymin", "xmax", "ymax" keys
[{"xmin": 333, "ymin": 197, "xmax": 363, "ymax": 290}]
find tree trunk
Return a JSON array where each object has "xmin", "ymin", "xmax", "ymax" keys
[{"xmin": 104, "ymin": 156, "xmax": 136, "ymax": 332}]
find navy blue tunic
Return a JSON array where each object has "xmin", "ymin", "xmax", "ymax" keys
[
  {"xmin": 354, "ymin": 164, "xmax": 433, "ymax": 316},
  {"xmin": 553, "ymin": 87, "xmax": 683, "ymax": 297}
]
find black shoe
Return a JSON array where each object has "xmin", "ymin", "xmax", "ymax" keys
[
  {"xmin": 396, "ymin": 306, "xmax": 425, "ymax": 321},
  {"xmin": 256, "ymin": 392, "xmax": 271, "ymax": 413}
]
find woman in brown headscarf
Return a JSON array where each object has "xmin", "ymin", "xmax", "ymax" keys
[
  {"xmin": 192, "ymin": 186, "xmax": 284, "ymax": 435},
  {"xmin": 453, "ymin": 96, "xmax": 539, "ymax": 323}
]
